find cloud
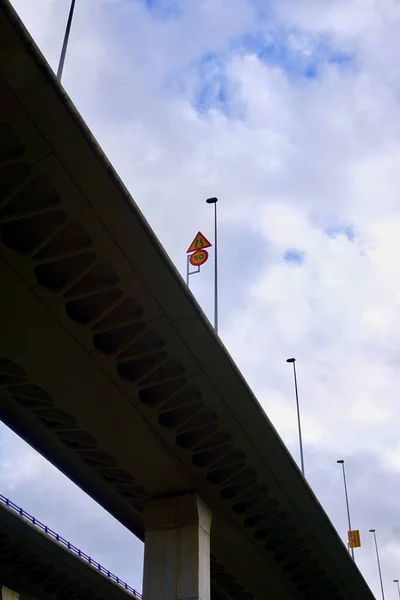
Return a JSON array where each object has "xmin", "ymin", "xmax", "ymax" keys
[{"xmin": 6, "ymin": 0, "xmax": 400, "ymax": 596}]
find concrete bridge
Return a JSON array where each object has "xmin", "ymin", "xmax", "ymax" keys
[
  {"xmin": 0, "ymin": 2, "xmax": 374, "ymax": 599},
  {"xmin": 0, "ymin": 494, "xmax": 141, "ymax": 600}
]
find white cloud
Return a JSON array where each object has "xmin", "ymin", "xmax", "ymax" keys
[{"xmin": 6, "ymin": 0, "xmax": 400, "ymax": 596}]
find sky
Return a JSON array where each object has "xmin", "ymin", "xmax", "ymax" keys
[{"xmin": 3, "ymin": 0, "xmax": 400, "ymax": 597}]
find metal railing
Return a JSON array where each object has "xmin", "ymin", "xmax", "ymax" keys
[{"xmin": 0, "ymin": 494, "xmax": 142, "ymax": 598}]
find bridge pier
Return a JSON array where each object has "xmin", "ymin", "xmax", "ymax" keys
[
  {"xmin": 1, "ymin": 588, "xmax": 18, "ymax": 600},
  {"xmin": 143, "ymin": 494, "xmax": 212, "ymax": 600}
]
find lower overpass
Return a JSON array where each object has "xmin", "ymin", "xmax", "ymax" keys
[
  {"xmin": 0, "ymin": 494, "xmax": 140, "ymax": 600},
  {"xmin": 0, "ymin": 2, "xmax": 374, "ymax": 599}
]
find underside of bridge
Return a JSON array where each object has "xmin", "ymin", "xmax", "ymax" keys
[
  {"xmin": 0, "ymin": 2, "xmax": 374, "ymax": 600},
  {"xmin": 0, "ymin": 501, "xmax": 137, "ymax": 600}
]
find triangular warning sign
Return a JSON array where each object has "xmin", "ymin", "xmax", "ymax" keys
[{"xmin": 187, "ymin": 231, "xmax": 212, "ymax": 254}]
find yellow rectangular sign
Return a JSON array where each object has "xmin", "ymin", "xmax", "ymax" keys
[{"xmin": 348, "ymin": 530, "xmax": 361, "ymax": 548}]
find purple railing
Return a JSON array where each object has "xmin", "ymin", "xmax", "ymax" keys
[{"xmin": 0, "ymin": 494, "xmax": 142, "ymax": 598}]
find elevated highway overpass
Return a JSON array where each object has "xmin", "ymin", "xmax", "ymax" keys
[
  {"xmin": 0, "ymin": 2, "xmax": 374, "ymax": 599},
  {"xmin": 0, "ymin": 494, "xmax": 141, "ymax": 600}
]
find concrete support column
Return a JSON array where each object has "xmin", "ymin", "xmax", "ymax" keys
[
  {"xmin": 2, "ymin": 588, "xmax": 18, "ymax": 600},
  {"xmin": 143, "ymin": 494, "xmax": 212, "ymax": 600}
]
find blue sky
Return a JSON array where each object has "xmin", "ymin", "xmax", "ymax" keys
[{"xmin": 5, "ymin": 0, "xmax": 400, "ymax": 597}]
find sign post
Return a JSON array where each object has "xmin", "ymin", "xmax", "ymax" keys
[{"xmin": 186, "ymin": 232, "xmax": 211, "ymax": 287}]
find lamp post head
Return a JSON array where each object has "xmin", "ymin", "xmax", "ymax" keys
[
  {"xmin": 337, "ymin": 459, "xmax": 344, "ymax": 464},
  {"xmin": 206, "ymin": 197, "xmax": 218, "ymax": 204},
  {"xmin": 394, "ymin": 580, "xmax": 399, "ymax": 583},
  {"xmin": 369, "ymin": 529, "xmax": 375, "ymax": 533},
  {"xmin": 286, "ymin": 358, "xmax": 296, "ymax": 363}
]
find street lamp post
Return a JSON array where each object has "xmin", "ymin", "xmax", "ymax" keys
[
  {"xmin": 336, "ymin": 459, "xmax": 354, "ymax": 561},
  {"xmin": 369, "ymin": 529, "xmax": 385, "ymax": 600},
  {"xmin": 57, "ymin": 0, "xmax": 77, "ymax": 81},
  {"xmin": 286, "ymin": 358, "xmax": 305, "ymax": 477},
  {"xmin": 393, "ymin": 580, "xmax": 400, "ymax": 599},
  {"xmin": 206, "ymin": 197, "xmax": 218, "ymax": 334}
]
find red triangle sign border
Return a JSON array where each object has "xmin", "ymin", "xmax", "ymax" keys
[{"xmin": 186, "ymin": 231, "xmax": 212, "ymax": 254}]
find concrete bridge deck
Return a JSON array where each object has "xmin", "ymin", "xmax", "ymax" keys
[{"xmin": 0, "ymin": 494, "xmax": 140, "ymax": 600}]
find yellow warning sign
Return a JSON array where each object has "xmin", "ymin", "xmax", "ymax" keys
[
  {"xmin": 348, "ymin": 530, "xmax": 361, "ymax": 548},
  {"xmin": 187, "ymin": 231, "xmax": 212, "ymax": 254}
]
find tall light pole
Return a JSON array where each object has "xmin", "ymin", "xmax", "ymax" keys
[
  {"xmin": 336, "ymin": 459, "xmax": 354, "ymax": 560},
  {"xmin": 206, "ymin": 197, "xmax": 218, "ymax": 334},
  {"xmin": 393, "ymin": 580, "xmax": 400, "ymax": 599},
  {"xmin": 57, "ymin": 0, "xmax": 77, "ymax": 81},
  {"xmin": 286, "ymin": 358, "xmax": 305, "ymax": 476},
  {"xmin": 370, "ymin": 529, "xmax": 385, "ymax": 600}
]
